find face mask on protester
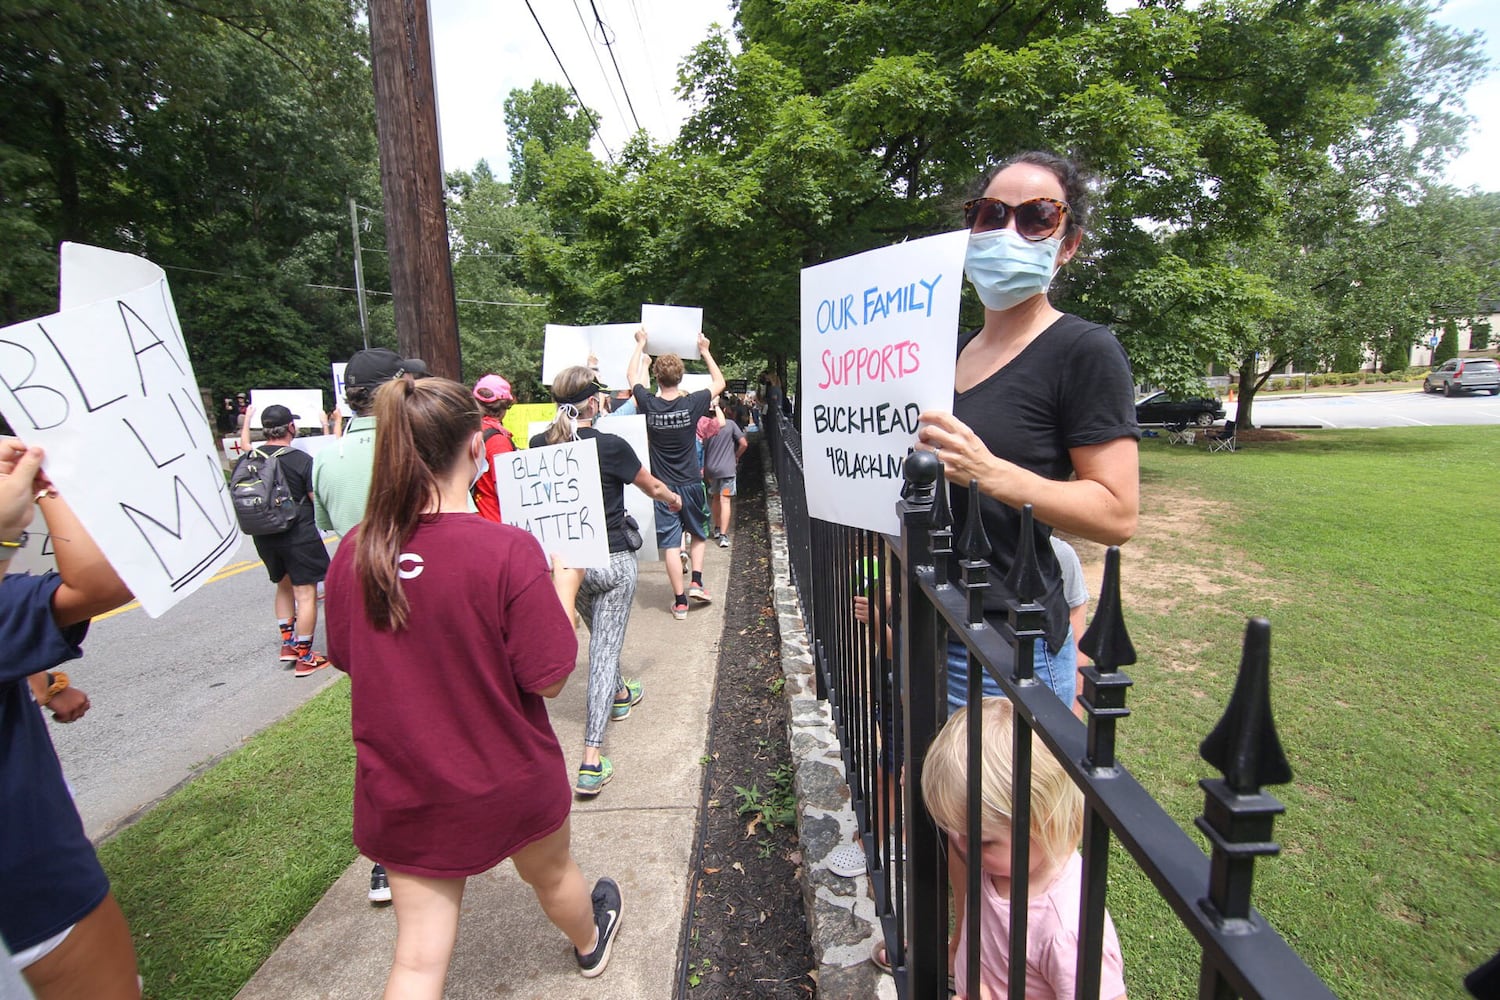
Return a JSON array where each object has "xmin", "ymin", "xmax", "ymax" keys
[
  {"xmin": 963, "ymin": 228, "xmax": 1063, "ymax": 311},
  {"xmin": 470, "ymin": 435, "xmax": 490, "ymax": 492}
]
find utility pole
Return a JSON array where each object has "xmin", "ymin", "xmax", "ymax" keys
[
  {"xmin": 349, "ymin": 198, "xmax": 370, "ymax": 350},
  {"xmin": 367, "ymin": 0, "xmax": 461, "ymax": 379}
]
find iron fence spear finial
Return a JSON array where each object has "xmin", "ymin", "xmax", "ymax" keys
[{"xmin": 1200, "ymin": 618, "xmax": 1292, "ymax": 793}]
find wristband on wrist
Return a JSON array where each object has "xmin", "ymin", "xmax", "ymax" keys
[{"xmin": 40, "ymin": 671, "xmax": 70, "ymax": 706}]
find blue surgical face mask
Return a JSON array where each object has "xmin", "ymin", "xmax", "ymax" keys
[
  {"xmin": 470, "ymin": 436, "xmax": 490, "ymax": 492},
  {"xmin": 963, "ymin": 228, "xmax": 1063, "ymax": 311}
]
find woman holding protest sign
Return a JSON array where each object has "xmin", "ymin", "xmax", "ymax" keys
[
  {"xmin": 323, "ymin": 378, "xmax": 624, "ymax": 994},
  {"xmin": 533, "ymin": 365, "xmax": 683, "ymax": 798},
  {"xmin": 917, "ymin": 151, "xmax": 1140, "ymax": 714}
]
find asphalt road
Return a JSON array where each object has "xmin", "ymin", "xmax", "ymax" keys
[
  {"xmin": 1235, "ymin": 387, "xmax": 1500, "ymax": 428},
  {"xmin": 48, "ymin": 534, "xmax": 343, "ymax": 841}
]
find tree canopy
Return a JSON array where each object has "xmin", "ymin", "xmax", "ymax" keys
[
  {"xmin": 450, "ymin": 0, "xmax": 1496, "ymax": 425},
  {"xmin": 1, "ymin": 0, "xmax": 379, "ymax": 404},
  {"xmin": 5, "ymin": 0, "xmax": 1496, "ymax": 426}
]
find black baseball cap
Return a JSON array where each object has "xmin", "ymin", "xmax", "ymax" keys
[
  {"xmin": 260, "ymin": 404, "xmax": 299, "ymax": 426},
  {"xmin": 345, "ymin": 348, "xmax": 410, "ymax": 387}
]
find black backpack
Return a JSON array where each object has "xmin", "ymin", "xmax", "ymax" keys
[{"xmin": 230, "ymin": 446, "xmax": 299, "ymax": 535}]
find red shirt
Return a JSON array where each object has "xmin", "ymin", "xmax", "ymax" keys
[
  {"xmin": 473, "ymin": 415, "xmax": 516, "ymax": 522},
  {"xmin": 325, "ymin": 514, "xmax": 577, "ymax": 877}
]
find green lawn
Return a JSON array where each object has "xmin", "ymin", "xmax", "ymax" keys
[
  {"xmin": 97, "ymin": 680, "xmax": 356, "ymax": 1000},
  {"xmin": 1106, "ymin": 426, "xmax": 1500, "ymax": 999}
]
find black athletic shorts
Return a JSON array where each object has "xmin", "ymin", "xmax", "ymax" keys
[{"xmin": 254, "ymin": 529, "xmax": 330, "ymax": 586}]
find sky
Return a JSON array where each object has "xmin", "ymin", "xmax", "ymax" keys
[{"xmin": 428, "ymin": 0, "xmax": 1497, "ymax": 192}]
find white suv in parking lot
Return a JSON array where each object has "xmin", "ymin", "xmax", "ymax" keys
[{"xmin": 1423, "ymin": 358, "xmax": 1500, "ymax": 396}]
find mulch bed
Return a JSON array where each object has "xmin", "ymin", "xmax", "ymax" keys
[{"xmin": 679, "ymin": 440, "xmax": 816, "ymax": 998}]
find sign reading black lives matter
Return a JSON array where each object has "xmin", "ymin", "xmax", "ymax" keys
[
  {"xmin": 799, "ymin": 230, "xmax": 968, "ymax": 534},
  {"xmin": 0, "ymin": 244, "xmax": 240, "ymax": 616},
  {"xmin": 494, "ymin": 437, "xmax": 610, "ymax": 568}
]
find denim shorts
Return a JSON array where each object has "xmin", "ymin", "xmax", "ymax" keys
[
  {"xmin": 945, "ymin": 629, "xmax": 1076, "ymax": 715},
  {"xmin": 654, "ymin": 480, "xmax": 711, "ymax": 549}
]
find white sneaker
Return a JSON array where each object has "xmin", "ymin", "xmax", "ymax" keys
[
  {"xmin": 719, "ymin": 534, "xmax": 730, "ymax": 548},
  {"xmin": 679, "ymin": 551, "xmax": 690, "ymax": 572}
]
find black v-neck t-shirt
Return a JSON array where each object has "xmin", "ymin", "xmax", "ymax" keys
[{"xmin": 950, "ymin": 313, "xmax": 1139, "ymax": 650}]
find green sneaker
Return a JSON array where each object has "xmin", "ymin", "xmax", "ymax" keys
[
  {"xmin": 611, "ymin": 680, "xmax": 644, "ymax": 721},
  {"xmin": 575, "ymin": 758, "xmax": 614, "ymax": 797}
]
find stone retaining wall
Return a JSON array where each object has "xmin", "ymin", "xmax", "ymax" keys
[{"xmin": 763, "ymin": 463, "xmax": 896, "ymax": 1000}]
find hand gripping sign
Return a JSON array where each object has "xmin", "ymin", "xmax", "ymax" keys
[
  {"xmin": 799, "ymin": 230, "xmax": 968, "ymax": 534},
  {"xmin": 0, "ymin": 243, "xmax": 240, "ymax": 616}
]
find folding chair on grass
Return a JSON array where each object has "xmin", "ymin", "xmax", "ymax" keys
[{"xmin": 1205, "ymin": 419, "xmax": 1237, "ymax": 453}]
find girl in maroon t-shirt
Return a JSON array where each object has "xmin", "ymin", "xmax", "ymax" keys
[{"xmin": 324, "ymin": 378, "xmax": 623, "ymax": 993}]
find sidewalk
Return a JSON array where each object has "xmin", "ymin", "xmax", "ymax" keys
[{"xmin": 235, "ymin": 545, "xmax": 732, "ymax": 1000}]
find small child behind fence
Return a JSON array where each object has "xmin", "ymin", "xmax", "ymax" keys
[{"xmin": 922, "ymin": 698, "xmax": 1127, "ymax": 1000}]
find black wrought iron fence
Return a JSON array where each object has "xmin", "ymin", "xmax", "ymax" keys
[{"xmin": 763, "ymin": 396, "xmax": 1337, "ymax": 1000}]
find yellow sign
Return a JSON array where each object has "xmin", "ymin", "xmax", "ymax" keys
[{"xmin": 504, "ymin": 403, "xmax": 557, "ymax": 448}]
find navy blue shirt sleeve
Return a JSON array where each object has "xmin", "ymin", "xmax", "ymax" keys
[
  {"xmin": 1, "ymin": 573, "xmax": 87, "ymax": 684},
  {"xmin": 1, "ymin": 571, "xmax": 109, "ymax": 952}
]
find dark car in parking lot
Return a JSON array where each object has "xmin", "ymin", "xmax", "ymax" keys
[
  {"xmin": 1422, "ymin": 358, "xmax": 1500, "ymax": 396},
  {"xmin": 1134, "ymin": 390, "xmax": 1226, "ymax": 427}
]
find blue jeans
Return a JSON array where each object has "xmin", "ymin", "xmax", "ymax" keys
[{"xmin": 945, "ymin": 630, "xmax": 1076, "ymax": 715}]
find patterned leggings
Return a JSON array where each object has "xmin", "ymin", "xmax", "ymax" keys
[{"xmin": 576, "ymin": 550, "xmax": 639, "ymax": 747}]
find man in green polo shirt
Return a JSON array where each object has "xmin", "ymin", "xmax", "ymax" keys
[
  {"xmin": 312, "ymin": 349, "xmax": 410, "ymax": 534},
  {"xmin": 311, "ymin": 346, "xmax": 412, "ymax": 906}
]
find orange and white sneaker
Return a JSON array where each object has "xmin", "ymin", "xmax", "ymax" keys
[{"xmin": 293, "ymin": 645, "xmax": 332, "ymax": 678}]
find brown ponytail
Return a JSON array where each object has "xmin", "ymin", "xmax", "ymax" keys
[{"xmin": 355, "ymin": 377, "xmax": 481, "ymax": 630}]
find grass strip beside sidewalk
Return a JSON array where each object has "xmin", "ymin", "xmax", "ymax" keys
[{"xmin": 97, "ymin": 679, "xmax": 356, "ymax": 1000}]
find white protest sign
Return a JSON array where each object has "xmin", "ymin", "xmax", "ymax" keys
[
  {"xmin": 331, "ymin": 363, "xmax": 353, "ymax": 416},
  {"xmin": 291, "ymin": 434, "xmax": 338, "ymax": 461},
  {"xmin": 494, "ymin": 438, "xmax": 609, "ymax": 568},
  {"xmin": 641, "ymin": 304, "xmax": 702, "ymax": 358},
  {"xmin": 0, "ymin": 243, "xmax": 240, "ymax": 616},
  {"xmin": 799, "ymin": 230, "xmax": 968, "ymax": 534},
  {"xmin": 542, "ymin": 323, "xmax": 638, "ymax": 388},
  {"xmin": 248, "ymin": 388, "xmax": 325, "ymax": 429},
  {"xmin": 679, "ymin": 373, "xmax": 713, "ymax": 396},
  {"xmin": 222, "ymin": 436, "xmax": 251, "ymax": 464},
  {"xmin": 593, "ymin": 415, "xmax": 661, "ymax": 562}
]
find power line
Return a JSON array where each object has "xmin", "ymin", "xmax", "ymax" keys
[
  {"xmin": 157, "ymin": 265, "xmax": 545, "ymax": 307},
  {"xmin": 570, "ymin": 0, "xmax": 630, "ymax": 132},
  {"xmin": 522, "ymin": 0, "xmax": 615, "ymax": 164},
  {"xmin": 626, "ymin": 0, "xmax": 668, "ymax": 116},
  {"xmin": 587, "ymin": 0, "xmax": 642, "ymax": 133},
  {"xmin": 306, "ymin": 284, "xmax": 548, "ymax": 307},
  {"xmin": 354, "ymin": 203, "xmax": 585, "ymax": 240}
]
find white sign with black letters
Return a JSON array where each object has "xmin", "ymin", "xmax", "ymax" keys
[
  {"xmin": 494, "ymin": 437, "xmax": 609, "ymax": 568},
  {"xmin": 0, "ymin": 243, "xmax": 239, "ymax": 616}
]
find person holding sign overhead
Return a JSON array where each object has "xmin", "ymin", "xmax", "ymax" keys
[
  {"xmin": 917, "ymin": 150, "xmax": 1139, "ymax": 715},
  {"xmin": 627, "ymin": 327, "xmax": 725, "ymax": 620},
  {"xmin": 531, "ymin": 366, "xmax": 683, "ymax": 797},
  {"xmin": 322, "ymin": 378, "xmax": 625, "ymax": 993}
]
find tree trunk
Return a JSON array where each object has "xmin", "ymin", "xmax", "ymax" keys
[{"xmin": 1235, "ymin": 358, "xmax": 1259, "ymax": 429}]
